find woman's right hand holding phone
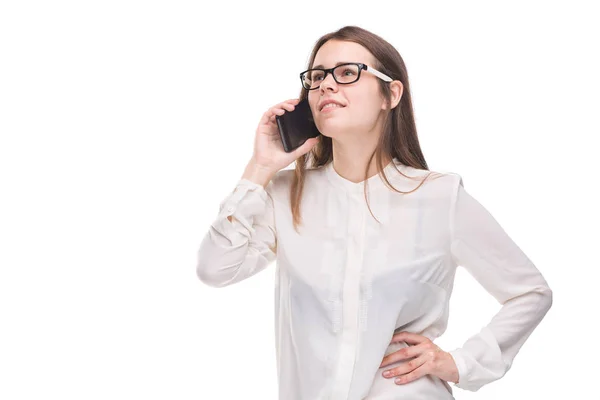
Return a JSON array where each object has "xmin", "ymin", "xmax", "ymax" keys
[{"xmin": 248, "ymin": 98, "xmax": 320, "ymax": 178}]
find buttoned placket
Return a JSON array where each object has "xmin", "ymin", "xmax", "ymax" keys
[{"xmin": 329, "ymin": 186, "xmax": 367, "ymax": 400}]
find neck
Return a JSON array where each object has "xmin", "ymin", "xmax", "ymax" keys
[{"xmin": 330, "ymin": 140, "xmax": 392, "ymax": 184}]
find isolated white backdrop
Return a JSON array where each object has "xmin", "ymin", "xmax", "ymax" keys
[{"xmin": 1, "ymin": 1, "xmax": 598, "ymax": 399}]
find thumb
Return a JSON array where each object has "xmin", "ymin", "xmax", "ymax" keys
[{"xmin": 293, "ymin": 136, "xmax": 320, "ymax": 157}]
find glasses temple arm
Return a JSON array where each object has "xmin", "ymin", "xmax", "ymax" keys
[{"xmin": 366, "ymin": 66, "xmax": 393, "ymax": 82}]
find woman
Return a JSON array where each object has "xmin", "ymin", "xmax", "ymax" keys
[{"xmin": 196, "ymin": 25, "xmax": 553, "ymax": 400}]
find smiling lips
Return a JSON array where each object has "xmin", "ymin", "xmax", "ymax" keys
[{"xmin": 321, "ymin": 103, "xmax": 345, "ymax": 113}]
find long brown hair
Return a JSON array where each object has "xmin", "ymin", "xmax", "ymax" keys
[{"xmin": 290, "ymin": 25, "xmax": 442, "ymax": 232}]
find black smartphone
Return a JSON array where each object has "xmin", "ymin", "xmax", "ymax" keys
[{"xmin": 276, "ymin": 98, "xmax": 321, "ymax": 153}]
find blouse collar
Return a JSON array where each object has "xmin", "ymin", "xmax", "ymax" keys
[{"xmin": 324, "ymin": 157, "xmax": 405, "ymax": 195}]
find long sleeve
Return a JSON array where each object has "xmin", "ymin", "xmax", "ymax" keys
[
  {"xmin": 447, "ymin": 174, "xmax": 553, "ymax": 392},
  {"xmin": 196, "ymin": 178, "xmax": 277, "ymax": 288}
]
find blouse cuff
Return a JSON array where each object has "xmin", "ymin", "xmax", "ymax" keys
[
  {"xmin": 212, "ymin": 178, "xmax": 271, "ymax": 246},
  {"xmin": 448, "ymin": 348, "xmax": 473, "ymax": 391}
]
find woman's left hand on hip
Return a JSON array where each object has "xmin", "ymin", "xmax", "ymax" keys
[{"xmin": 379, "ymin": 331, "xmax": 459, "ymax": 385}]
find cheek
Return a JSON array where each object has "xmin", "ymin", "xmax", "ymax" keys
[
  {"xmin": 348, "ymin": 89, "xmax": 377, "ymax": 112},
  {"xmin": 348, "ymin": 98, "xmax": 378, "ymax": 121}
]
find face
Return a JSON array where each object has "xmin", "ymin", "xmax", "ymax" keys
[{"xmin": 308, "ymin": 40, "xmax": 388, "ymax": 140}]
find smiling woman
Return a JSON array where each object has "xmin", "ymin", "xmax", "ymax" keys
[{"xmin": 196, "ymin": 25, "xmax": 553, "ymax": 400}]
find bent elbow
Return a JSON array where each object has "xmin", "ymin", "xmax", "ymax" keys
[
  {"xmin": 540, "ymin": 286, "xmax": 553, "ymax": 312},
  {"xmin": 196, "ymin": 259, "xmax": 237, "ymax": 288},
  {"xmin": 196, "ymin": 263, "xmax": 216, "ymax": 287}
]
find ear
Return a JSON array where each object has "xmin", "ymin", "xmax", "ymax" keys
[{"xmin": 382, "ymin": 80, "xmax": 404, "ymax": 110}]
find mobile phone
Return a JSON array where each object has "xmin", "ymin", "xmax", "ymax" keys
[{"xmin": 276, "ymin": 98, "xmax": 321, "ymax": 153}]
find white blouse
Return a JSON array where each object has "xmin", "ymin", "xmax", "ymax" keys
[{"xmin": 196, "ymin": 158, "xmax": 553, "ymax": 400}]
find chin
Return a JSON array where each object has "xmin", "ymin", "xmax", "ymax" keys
[{"xmin": 317, "ymin": 127, "xmax": 346, "ymax": 140}]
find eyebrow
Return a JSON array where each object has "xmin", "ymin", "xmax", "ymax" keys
[{"xmin": 311, "ymin": 61, "xmax": 355, "ymax": 69}]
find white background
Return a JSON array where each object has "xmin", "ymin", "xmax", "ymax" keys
[{"xmin": 1, "ymin": 1, "xmax": 598, "ymax": 399}]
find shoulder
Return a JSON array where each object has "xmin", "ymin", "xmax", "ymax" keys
[
  {"xmin": 406, "ymin": 168, "xmax": 465, "ymax": 217},
  {"xmin": 429, "ymin": 169, "xmax": 463, "ymax": 200},
  {"xmin": 391, "ymin": 163, "xmax": 462, "ymax": 195},
  {"xmin": 414, "ymin": 168, "xmax": 464, "ymax": 209}
]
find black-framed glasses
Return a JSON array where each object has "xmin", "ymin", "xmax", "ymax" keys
[{"xmin": 299, "ymin": 62, "xmax": 393, "ymax": 90}]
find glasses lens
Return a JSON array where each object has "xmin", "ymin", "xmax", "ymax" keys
[
  {"xmin": 334, "ymin": 64, "xmax": 360, "ymax": 84},
  {"xmin": 301, "ymin": 69, "xmax": 323, "ymax": 90},
  {"xmin": 301, "ymin": 64, "xmax": 360, "ymax": 89}
]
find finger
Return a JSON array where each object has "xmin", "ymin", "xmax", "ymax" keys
[
  {"xmin": 380, "ymin": 344, "xmax": 420, "ymax": 368},
  {"xmin": 394, "ymin": 361, "xmax": 431, "ymax": 385},
  {"xmin": 276, "ymin": 99, "xmax": 300, "ymax": 110},
  {"xmin": 391, "ymin": 331, "xmax": 430, "ymax": 346},
  {"xmin": 261, "ymin": 99, "xmax": 300, "ymax": 123},
  {"xmin": 382, "ymin": 354, "xmax": 428, "ymax": 379},
  {"xmin": 280, "ymin": 102, "xmax": 296, "ymax": 111},
  {"xmin": 269, "ymin": 107, "xmax": 287, "ymax": 117},
  {"xmin": 269, "ymin": 112, "xmax": 284, "ymax": 124},
  {"xmin": 261, "ymin": 109, "xmax": 280, "ymax": 125},
  {"xmin": 293, "ymin": 137, "xmax": 319, "ymax": 156},
  {"xmin": 262, "ymin": 108, "xmax": 286, "ymax": 125}
]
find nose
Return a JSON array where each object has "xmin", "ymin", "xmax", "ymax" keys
[{"xmin": 319, "ymin": 71, "xmax": 338, "ymax": 94}]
